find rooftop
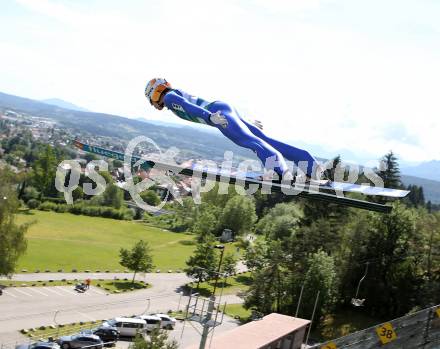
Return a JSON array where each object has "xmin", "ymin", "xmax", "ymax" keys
[{"xmin": 186, "ymin": 313, "xmax": 310, "ymax": 349}]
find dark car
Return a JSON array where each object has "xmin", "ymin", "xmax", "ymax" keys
[
  {"xmin": 92, "ymin": 327, "xmax": 119, "ymax": 346},
  {"xmin": 16, "ymin": 342, "xmax": 60, "ymax": 349},
  {"xmin": 57, "ymin": 334, "xmax": 103, "ymax": 349}
]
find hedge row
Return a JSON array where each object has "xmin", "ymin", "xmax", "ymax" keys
[{"xmin": 32, "ymin": 201, "xmax": 134, "ymax": 220}]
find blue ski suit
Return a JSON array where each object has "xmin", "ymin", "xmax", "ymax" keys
[{"xmin": 163, "ymin": 89, "xmax": 318, "ymax": 177}]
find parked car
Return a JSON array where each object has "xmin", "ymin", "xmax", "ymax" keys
[
  {"xmin": 92, "ymin": 327, "xmax": 119, "ymax": 346},
  {"xmin": 152, "ymin": 314, "xmax": 177, "ymax": 330},
  {"xmin": 16, "ymin": 342, "xmax": 60, "ymax": 349},
  {"xmin": 102, "ymin": 317, "xmax": 147, "ymax": 337},
  {"xmin": 79, "ymin": 327, "xmax": 119, "ymax": 346},
  {"xmin": 135, "ymin": 315, "xmax": 162, "ymax": 332},
  {"xmin": 57, "ymin": 334, "xmax": 103, "ymax": 349}
]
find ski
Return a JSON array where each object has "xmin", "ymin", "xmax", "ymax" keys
[{"xmin": 73, "ymin": 140, "xmax": 398, "ymax": 213}]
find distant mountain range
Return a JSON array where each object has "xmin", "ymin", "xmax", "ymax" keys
[
  {"xmin": 402, "ymin": 161, "xmax": 440, "ymax": 182},
  {"xmin": 401, "ymin": 175, "xmax": 440, "ymax": 204},
  {"xmin": 1, "ymin": 90, "xmax": 439, "ymax": 203},
  {"xmin": 41, "ymin": 98, "xmax": 90, "ymax": 112},
  {"xmin": 0, "ymin": 91, "xmax": 254, "ymax": 163}
]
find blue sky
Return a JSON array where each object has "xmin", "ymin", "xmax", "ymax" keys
[{"xmin": 0, "ymin": 0, "xmax": 439, "ymax": 165}]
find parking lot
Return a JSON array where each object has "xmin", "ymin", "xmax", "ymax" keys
[
  {"xmin": 1, "ymin": 285, "xmax": 107, "ymax": 299},
  {"xmin": 0, "ymin": 273, "xmax": 241, "ymax": 348}
]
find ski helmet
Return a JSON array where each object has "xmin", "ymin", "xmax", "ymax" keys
[{"xmin": 145, "ymin": 78, "xmax": 172, "ymax": 104}]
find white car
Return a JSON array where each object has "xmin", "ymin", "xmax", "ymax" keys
[
  {"xmin": 102, "ymin": 317, "xmax": 147, "ymax": 337},
  {"xmin": 135, "ymin": 315, "xmax": 162, "ymax": 332},
  {"xmin": 153, "ymin": 313, "xmax": 177, "ymax": 330}
]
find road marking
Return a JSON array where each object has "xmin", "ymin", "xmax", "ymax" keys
[
  {"xmin": 82, "ymin": 288, "xmax": 94, "ymax": 296},
  {"xmin": 42, "ymin": 287, "xmax": 64, "ymax": 296},
  {"xmin": 56, "ymin": 286, "xmax": 77, "ymax": 296},
  {"xmin": 74, "ymin": 310, "xmax": 96, "ymax": 321},
  {"xmin": 13, "ymin": 288, "xmax": 34, "ymax": 297},
  {"xmin": 28, "ymin": 287, "xmax": 49, "ymax": 297},
  {"xmin": 89, "ymin": 287, "xmax": 106, "ymax": 295},
  {"xmin": 2, "ymin": 290, "xmax": 18, "ymax": 298}
]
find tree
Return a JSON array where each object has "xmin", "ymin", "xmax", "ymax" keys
[
  {"xmin": 0, "ymin": 168, "xmax": 29, "ymax": 276},
  {"xmin": 256, "ymin": 202, "xmax": 302, "ymax": 240},
  {"xmin": 324, "ymin": 155, "xmax": 342, "ymax": 182},
  {"xmin": 219, "ymin": 196, "xmax": 257, "ymax": 235},
  {"xmin": 130, "ymin": 330, "xmax": 178, "ymax": 349},
  {"xmin": 406, "ymin": 185, "xmax": 425, "ymax": 207},
  {"xmin": 245, "ymin": 240, "xmax": 287, "ymax": 313},
  {"xmin": 298, "ymin": 250, "xmax": 337, "ymax": 323},
  {"xmin": 113, "ymin": 159, "xmax": 123, "ymax": 168},
  {"xmin": 72, "ymin": 186, "xmax": 84, "ymax": 201},
  {"xmin": 102, "ymin": 183, "xmax": 124, "ymax": 209},
  {"xmin": 32, "ymin": 145, "xmax": 58, "ymax": 197},
  {"xmin": 22, "ymin": 186, "xmax": 40, "ymax": 202},
  {"xmin": 169, "ymin": 197, "xmax": 198, "ymax": 232},
  {"xmin": 221, "ymin": 252, "xmax": 237, "ymax": 285},
  {"xmin": 84, "ymin": 153, "xmax": 98, "ymax": 163},
  {"xmin": 243, "ymin": 240, "xmax": 268, "ymax": 270},
  {"xmin": 120, "ymin": 240, "xmax": 154, "ymax": 284},
  {"xmin": 140, "ymin": 190, "xmax": 160, "ymax": 206},
  {"xmin": 192, "ymin": 205, "xmax": 218, "ymax": 236},
  {"xmin": 347, "ymin": 203, "xmax": 420, "ymax": 317},
  {"xmin": 185, "ymin": 234, "xmax": 218, "ymax": 289},
  {"xmin": 379, "ymin": 151, "xmax": 402, "ymax": 189}
]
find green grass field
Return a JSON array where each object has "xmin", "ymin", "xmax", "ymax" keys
[
  {"xmin": 187, "ymin": 272, "xmax": 252, "ymax": 296},
  {"xmin": 223, "ymin": 304, "xmax": 252, "ymax": 323},
  {"xmin": 16, "ymin": 210, "xmax": 197, "ymax": 272}
]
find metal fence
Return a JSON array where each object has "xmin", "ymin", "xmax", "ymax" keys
[{"xmin": 311, "ymin": 304, "xmax": 440, "ymax": 349}]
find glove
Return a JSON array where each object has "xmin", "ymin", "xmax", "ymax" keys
[
  {"xmin": 210, "ymin": 111, "xmax": 228, "ymax": 128},
  {"xmin": 253, "ymin": 120, "xmax": 263, "ymax": 130}
]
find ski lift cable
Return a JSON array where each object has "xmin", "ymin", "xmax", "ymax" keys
[{"xmin": 354, "ymin": 262, "xmax": 369, "ymax": 299}]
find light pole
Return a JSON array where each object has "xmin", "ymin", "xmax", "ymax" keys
[
  {"xmin": 53, "ymin": 310, "xmax": 60, "ymax": 339},
  {"xmin": 143, "ymin": 298, "xmax": 151, "ymax": 315},
  {"xmin": 212, "ymin": 245, "xmax": 225, "ymax": 296}
]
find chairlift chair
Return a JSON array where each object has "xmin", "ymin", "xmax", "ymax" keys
[{"xmin": 351, "ymin": 262, "xmax": 369, "ymax": 307}]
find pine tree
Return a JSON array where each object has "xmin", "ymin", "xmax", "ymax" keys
[
  {"xmin": 184, "ymin": 234, "xmax": 218, "ymax": 289},
  {"xmin": 32, "ymin": 145, "xmax": 58, "ymax": 197},
  {"xmin": 379, "ymin": 151, "xmax": 402, "ymax": 189}
]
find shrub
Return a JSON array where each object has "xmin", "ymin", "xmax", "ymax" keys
[
  {"xmin": 27, "ymin": 199, "xmax": 40, "ymax": 209},
  {"xmin": 55, "ymin": 204, "xmax": 68, "ymax": 213},
  {"xmin": 22, "ymin": 186, "xmax": 40, "ymax": 202},
  {"xmin": 38, "ymin": 201, "xmax": 57, "ymax": 211},
  {"xmin": 41, "ymin": 196, "xmax": 66, "ymax": 204},
  {"xmin": 37, "ymin": 199, "xmax": 134, "ymax": 220}
]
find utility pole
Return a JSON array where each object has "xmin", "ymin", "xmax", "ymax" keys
[
  {"xmin": 199, "ymin": 244, "xmax": 225, "ymax": 349},
  {"xmin": 199, "ymin": 295, "xmax": 216, "ymax": 349},
  {"xmin": 295, "ymin": 283, "xmax": 305, "ymax": 317},
  {"xmin": 212, "ymin": 245, "xmax": 225, "ymax": 296},
  {"xmin": 305, "ymin": 291, "xmax": 320, "ymax": 346}
]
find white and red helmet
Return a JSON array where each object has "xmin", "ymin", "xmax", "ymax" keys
[{"xmin": 145, "ymin": 78, "xmax": 172, "ymax": 105}]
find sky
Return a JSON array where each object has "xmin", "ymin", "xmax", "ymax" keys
[{"xmin": 0, "ymin": 0, "xmax": 439, "ymax": 166}]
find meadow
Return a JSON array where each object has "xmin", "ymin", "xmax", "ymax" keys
[{"xmin": 16, "ymin": 210, "xmax": 197, "ymax": 272}]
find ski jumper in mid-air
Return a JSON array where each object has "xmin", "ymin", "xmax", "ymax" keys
[{"xmin": 145, "ymin": 78, "xmax": 322, "ymax": 179}]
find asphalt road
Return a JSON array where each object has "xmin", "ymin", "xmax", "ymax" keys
[{"xmin": 0, "ymin": 273, "xmax": 243, "ymax": 348}]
